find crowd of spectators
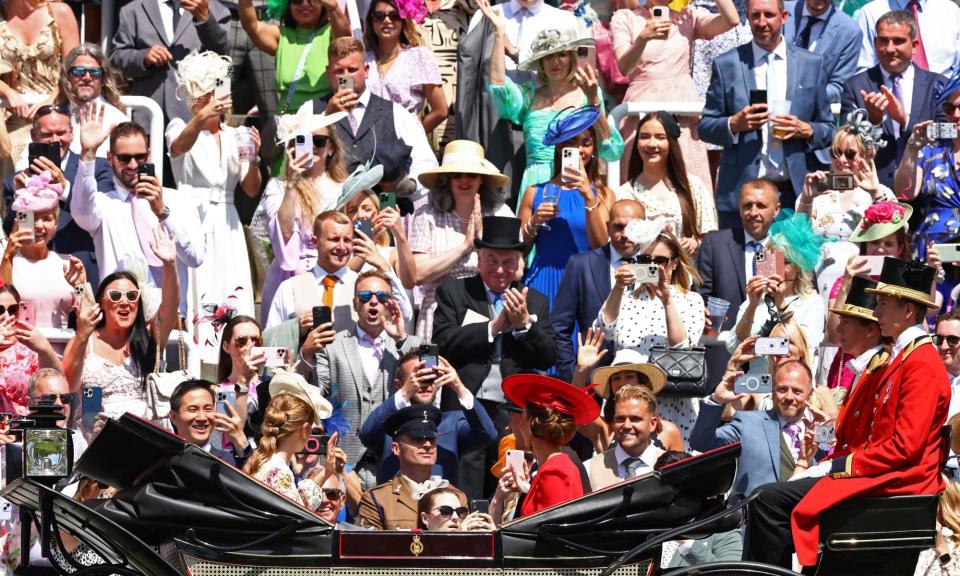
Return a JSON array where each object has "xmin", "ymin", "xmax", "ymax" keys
[{"xmin": 2, "ymin": 0, "xmax": 960, "ymax": 571}]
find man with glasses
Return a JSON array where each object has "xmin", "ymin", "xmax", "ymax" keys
[
  {"xmin": 305, "ymin": 270, "xmax": 422, "ymax": 492},
  {"xmin": 935, "ymin": 309, "xmax": 960, "ymax": 417},
  {"xmin": 26, "ymin": 368, "xmax": 88, "ymax": 458},
  {"xmin": 359, "ymin": 346, "xmax": 497, "ymax": 485},
  {"xmin": 72, "ymin": 104, "xmax": 204, "ymax": 318},
  {"xmin": 60, "ymin": 44, "xmax": 129, "ymax": 158}
]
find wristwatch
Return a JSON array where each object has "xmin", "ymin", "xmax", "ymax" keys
[
  {"xmin": 940, "ymin": 552, "xmax": 952, "ymax": 567},
  {"xmin": 158, "ymin": 205, "xmax": 171, "ymax": 221}
]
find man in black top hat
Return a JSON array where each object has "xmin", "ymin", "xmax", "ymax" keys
[
  {"xmin": 433, "ymin": 215, "xmax": 556, "ymax": 499},
  {"xmin": 828, "ymin": 276, "xmax": 886, "ymax": 396},
  {"xmin": 356, "ymin": 405, "xmax": 467, "ymax": 530}
]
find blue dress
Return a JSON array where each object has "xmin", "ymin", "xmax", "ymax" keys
[
  {"xmin": 524, "ymin": 182, "xmax": 595, "ymax": 308},
  {"xmin": 914, "ymin": 144, "xmax": 960, "ymax": 312}
]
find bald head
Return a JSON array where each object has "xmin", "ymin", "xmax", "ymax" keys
[
  {"xmin": 609, "ymin": 200, "xmax": 646, "ymax": 256},
  {"xmin": 739, "ymin": 180, "xmax": 780, "ymax": 240}
]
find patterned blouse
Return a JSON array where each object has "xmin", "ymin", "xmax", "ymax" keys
[
  {"xmin": 252, "ymin": 453, "xmax": 325, "ymax": 511},
  {"xmin": 364, "ymin": 47, "xmax": 443, "ymax": 114}
]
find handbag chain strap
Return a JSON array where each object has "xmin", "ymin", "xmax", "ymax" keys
[{"xmin": 152, "ymin": 317, "xmax": 186, "ymax": 374}]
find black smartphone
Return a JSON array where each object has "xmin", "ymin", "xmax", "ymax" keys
[
  {"xmin": 28, "ymin": 142, "xmax": 61, "ymax": 166},
  {"xmin": 419, "ymin": 343, "xmax": 439, "ymax": 369},
  {"xmin": 353, "ymin": 219, "xmax": 374, "ymax": 238},
  {"xmin": 470, "ymin": 499, "xmax": 489, "ymax": 515},
  {"xmin": 138, "ymin": 163, "xmax": 155, "ymax": 181},
  {"xmin": 301, "ymin": 433, "xmax": 330, "ymax": 455},
  {"xmin": 749, "ymin": 89, "xmax": 768, "ymax": 106},
  {"xmin": 312, "ymin": 305, "xmax": 332, "ymax": 330},
  {"xmin": 378, "ymin": 192, "xmax": 397, "ymax": 211}
]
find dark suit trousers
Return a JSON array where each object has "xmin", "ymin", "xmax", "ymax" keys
[{"xmin": 743, "ymin": 477, "xmax": 820, "ymax": 567}]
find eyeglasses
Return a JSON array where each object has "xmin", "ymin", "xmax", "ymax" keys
[
  {"xmin": 322, "ymin": 488, "xmax": 344, "ymax": 500},
  {"xmin": 945, "ymin": 103, "xmax": 960, "ymax": 116},
  {"xmin": 935, "ymin": 334, "xmax": 960, "ymax": 347},
  {"xmin": 357, "ymin": 290, "xmax": 392, "ymax": 304},
  {"xmin": 31, "ymin": 393, "xmax": 75, "ymax": 404},
  {"xmin": 637, "ymin": 254, "xmax": 674, "ymax": 266},
  {"xmin": 233, "ymin": 335, "xmax": 263, "ymax": 347},
  {"xmin": 113, "ymin": 153, "xmax": 148, "ymax": 165},
  {"xmin": 106, "ymin": 289, "xmax": 140, "ymax": 303},
  {"xmin": 833, "ymin": 149, "xmax": 858, "ymax": 160},
  {"xmin": 433, "ymin": 505, "xmax": 469, "ymax": 519},
  {"xmin": 35, "ymin": 104, "xmax": 71, "ymax": 119},
  {"xmin": 449, "ymin": 172, "xmax": 481, "ymax": 180},
  {"xmin": 372, "ymin": 10, "xmax": 401, "ymax": 21},
  {"xmin": 68, "ymin": 66, "xmax": 104, "ymax": 78},
  {"xmin": 312, "ymin": 135, "xmax": 330, "ymax": 148}
]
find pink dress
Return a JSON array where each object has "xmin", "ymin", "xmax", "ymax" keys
[
  {"xmin": 0, "ymin": 342, "xmax": 38, "ymax": 416},
  {"xmin": 12, "ymin": 252, "xmax": 76, "ymax": 330},
  {"xmin": 364, "ymin": 47, "xmax": 442, "ymax": 114},
  {"xmin": 611, "ymin": 5, "xmax": 714, "ymax": 191}
]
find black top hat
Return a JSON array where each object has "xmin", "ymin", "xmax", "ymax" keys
[
  {"xmin": 385, "ymin": 404, "xmax": 442, "ymax": 439},
  {"xmin": 828, "ymin": 276, "xmax": 878, "ymax": 322},
  {"xmin": 865, "ymin": 257, "xmax": 938, "ymax": 308},
  {"xmin": 474, "ymin": 216, "xmax": 524, "ymax": 251}
]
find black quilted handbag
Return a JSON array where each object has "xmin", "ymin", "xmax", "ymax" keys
[{"xmin": 648, "ymin": 346, "xmax": 709, "ymax": 397}]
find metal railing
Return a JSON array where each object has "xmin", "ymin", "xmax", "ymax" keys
[{"xmin": 1, "ymin": 94, "xmax": 166, "ymax": 185}]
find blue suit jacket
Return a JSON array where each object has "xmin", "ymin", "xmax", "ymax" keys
[
  {"xmin": 840, "ymin": 65, "xmax": 946, "ymax": 188},
  {"xmin": 358, "ymin": 395, "xmax": 499, "ymax": 486},
  {"xmin": 698, "ymin": 41, "xmax": 836, "ymax": 212},
  {"xmin": 551, "ymin": 245, "xmax": 614, "ymax": 382},
  {"xmin": 783, "ymin": 2, "xmax": 862, "ymax": 105},
  {"xmin": 690, "ymin": 401, "xmax": 785, "ymax": 496}
]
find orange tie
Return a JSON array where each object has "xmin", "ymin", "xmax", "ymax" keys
[{"xmin": 322, "ymin": 274, "xmax": 337, "ymax": 308}]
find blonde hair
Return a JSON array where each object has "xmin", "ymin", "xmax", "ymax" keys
[
  {"xmin": 344, "ymin": 191, "xmax": 390, "ymax": 246},
  {"xmin": 288, "ymin": 131, "xmax": 347, "ymax": 221},
  {"xmin": 941, "ymin": 474, "xmax": 960, "ymax": 547},
  {"xmin": 536, "ymin": 50, "xmax": 577, "ymax": 85},
  {"xmin": 243, "ymin": 394, "xmax": 316, "ymax": 476},
  {"xmin": 766, "ymin": 317, "xmax": 813, "ymax": 373},
  {"xmin": 830, "ymin": 128, "xmax": 872, "ymax": 161},
  {"xmin": 637, "ymin": 231, "xmax": 702, "ymax": 296}
]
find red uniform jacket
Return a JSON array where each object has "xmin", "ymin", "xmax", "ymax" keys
[{"xmin": 791, "ymin": 337, "xmax": 949, "ymax": 566}]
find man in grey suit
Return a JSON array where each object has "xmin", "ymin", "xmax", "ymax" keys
[
  {"xmin": 308, "ymin": 270, "xmax": 422, "ymax": 490},
  {"xmin": 690, "ymin": 360, "xmax": 817, "ymax": 497},
  {"xmin": 699, "ymin": 0, "xmax": 835, "ymax": 229},
  {"xmin": 111, "ymin": 0, "xmax": 231, "ymax": 124}
]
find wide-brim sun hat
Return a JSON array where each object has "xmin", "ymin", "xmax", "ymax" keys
[
  {"xmin": 502, "ymin": 374, "xmax": 600, "ymax": 426},
  {"xmin": 417, "ymin": 140, "xmax": 508, "ymax": 189},
  {"xmin": 848, "ymin": 201, "xmax": 912, "ymax": 243},
  {"xmin": 591, "ymin": 349, "xmax": 667, "ymax": 399},
  {"xmin": 275, "ymin": 107, "xmax": 347, "ymax": 144},
  {"xmin": 519, "ymin": 26, "xmax": 595, "ymax": 72},
  {"xmin": 269, "ymin": 369, "xmax": 333, "ymax": 425}
]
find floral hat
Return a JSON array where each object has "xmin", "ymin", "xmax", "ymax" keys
[
  {"xmin": 519, "ymin": 26, "xmax": 595, "ymax": 72},
  {"xmin": 175, "ymin": 51, "xmax": 231, "ymax": 102},
  {"xmin": 395, "ymin": 0, "xmax": 427, "ymax": 23},
  {"xmin": 767, "ymin": 210, "xmax": 827, "ymax": 273},
  {"xmin": 842, "ymin": 109, "xmax": 886, "ymax": 154},
  {"xmin": 848, "ymin": 201, "xmax": 912, "ymax": 243},
  {"xmin": 12, "ymin": 171, "xmax": 62, "ymax": 212}
]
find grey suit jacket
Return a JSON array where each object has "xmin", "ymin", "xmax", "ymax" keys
[
  {"xmin": 111, "ymin": 0, "xmax": 230, "ymax": 123},
  {"xmin": 314, "ymin": 331, "xmax": 423, "ymax": 467},
  {"xmin": 666, "ymin": 530, "xmax": 744, "ymax": 567}
]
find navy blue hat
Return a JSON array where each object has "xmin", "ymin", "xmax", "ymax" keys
[
  {"xmin": 386, "ymin": 404, "xmax": 442, "ymax": 439},
  {"xmin": 542, "ymin": 106, "xmax": 601, "ymax": 147}
]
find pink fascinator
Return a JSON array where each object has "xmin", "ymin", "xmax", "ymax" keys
[
  {"xmin": 395, "ymin": 0, "xmax": 427, "ymax": 24},
  {"xmin": 12, "ymin": 171, "xmax": 62, "ymax": 212}
]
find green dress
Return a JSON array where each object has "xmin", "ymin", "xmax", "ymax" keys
[
  {"xmin": 487, "ymin": 76, "xmax": 624, "ymax": 207},
  {"xmin": 276, "ymin": 25, "xmax": 333, "ymax": 114}
]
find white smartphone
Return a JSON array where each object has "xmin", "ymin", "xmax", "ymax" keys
[
  {"xmin": 861, "ymin": 255, "xmax": 886, "ymax": 276},
  {"xmin": 16, "ymin": 210, "xmax": 34, "ymax": 244},
  {"xmin": 561, "ymin": 147, "xmax": 579, "ymax": 183},
  {"xmin": 576, "ymin": 45, "xmax": 596, "ymax": 69},
  {"xmin": 755, "ymin": 336, "xmax": 789, "ymax": 356},
  {"xmin": 814, "ymin": 423, "xmax": 836, "ymax": 445},
  {"xmin": 214, "ymin": 77, "xmax": 231, "ymax": 100},
  {"xmin": 506, "ymin": 449, "xmax": 525, "ymax": 473},
  {"xmin": 734, "ymin": 372, "xmax": 772, "ymax": 395},
  {"xmin": 338, "ymin": 75, "xmax": 354, "ymax": 93},
  {"xmin": 934, "ymin": 244, "xmax": 960, "ymax": 264},
  {"xmin": 632, "ymin": 263, "xmax": 660, "ymax": 285},
  {"xmin": 651, "ymin": 5, "xmax": 668, "ymax": 18},
  {"xmin": 252, "ymin": 346, "xmax": 288, "ymax": 368},
  {"xmin": 294, "ymin": 134, "xmax": 313, "ymax": 169}
]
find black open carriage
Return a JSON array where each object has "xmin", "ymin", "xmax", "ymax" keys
[{"xmin": 1, "ymin": 415, "xmax": 943, "ymax": 576}]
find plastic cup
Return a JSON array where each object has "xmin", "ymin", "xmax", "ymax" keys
[
  {"xmin": 771, "ymin": 100, "xmax": 792, "ymax": 139},
  {"xmin": 237, "ymin": 127, "xmax": 256, "ymax": 162},
  {"xmin": 705, "ymin": 297, "xmax": 730, "ymax": 337}
]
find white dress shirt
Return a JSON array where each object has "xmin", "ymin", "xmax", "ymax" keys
[
  {"xmin": 615, "ymin": 443, "xmax": 661, "ymax": 478},
  {"xmin": 855, "ymin": 0, "xmax": 960, "ymax": 76},
  {"xmin": 948, "ymin": 371, "xmax": 960, "ymax": 418},
  {"xmin": 609, "ymin": 246, "xmax": 637, "ymax": 286},
  {"xmin": 752, "ymin": 39, "xmax": 788, "ymax": 181},
  {"xmin": 157, "ymin": 0, "xmax": 183, "ymax": 42},
  {"xmin": 879, "ymin": 64, "xmax": 915, "ymax": 127},
  {"xmin": 890, "ymin": 323, "xmax": 927, "ymax": 360},
  {"xmin": 846, "ymin": 344, "xmax": 884, "ymax": 392},
  {"xmin": 778, "ymin": 412, "xmax": 809, "ymax": 461},
  {"xmin": 357, "ymin": 326, "xmax": 385, "ymax": 388},
  {"xmin": 71, "ymin": 160, "xmax": 204, "ymax": 316}
]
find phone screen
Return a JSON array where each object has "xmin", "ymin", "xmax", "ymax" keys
[{"xmin": 313, "ymin": 305, "xmax": 332, "ymax": 329}]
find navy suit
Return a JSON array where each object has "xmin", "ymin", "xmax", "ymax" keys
[
  {"xmin": 358, "ymin": 395, "xmax": 498, "ymax": 486},
  {"xmin": 840, "ymin": 65, "xmax": 945, "ymax": 188},
  {"xmin": 696, "ymin": 229, "xmax": 749, "ymax": 390},
  {"xmin": 551, "ymin": 245, "xmax": 614, "ymax": 382},
  {"xmin": 3, "ymin": 153, "xmax": 113, "ymax": 290},
  {"xmin": 783, "ymin": 2, "xmax": 862, "ymax": 105},
  {"xmin": 698, "ymin": 42, "xmax": 835, "ymax": 216}
]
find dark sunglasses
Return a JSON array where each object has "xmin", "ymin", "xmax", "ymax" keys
[
  {"xmin": 68, "ymin": 66, "xmax": 104, "ymax": 78},
  {"xmin": 36, "ymin": 104, "xmax": 71, "ymax": 119},
  {"xmin": 637, "ymin": 254, "xmax": 673, "ymax": 266},
  {"xmin": 0, "ymin": 305, "xmax": 18, "ymax": 316},
  {"xmin": 372, "ymin": 9, "xmax": 401, "ymax": 21},
  {"xmin": 449, "ymin": 172, "xmax": 480, "ymax": 179},
  {"xmin": 322, "ymin": 488, "xmax": 344, "ymax": 500},
  {"xmin": 31, "ymin": 393, "xmax": 75, "ymax": 404},
  {"xmin": 313, "ymin": 135, "xmax": 330, "ymax": 148},
  {"xmin": 357, "ymin": 290, "xmax": 392, "ymax": 304},
  {"xmin": 434, "ymin": 505, "xmax": 469, "ymax": 519},
  {"xmin": 290, "ymin": 0, "xmax": 319, "ymax": 5},
  {"xmin": 106, "ymin": 289, "xmax": 140, "ymax": 303},
  {"xmin": 832, "ymin": 148, "xmax": 858, "ymax": 161},
  {"xmin": 233, "ymin": 335, "xmax": 263, "ymax": 347},
  {"xmin": 935, "ymin": 334, "xmax": 960, "ymax": 347},
  {"xmin": 114, "ymin": 153, "xmax": 149, "ymax": 165},
  {"xmin": 945, "ymin": 103, "xmax": 959, "ymax": 116}
]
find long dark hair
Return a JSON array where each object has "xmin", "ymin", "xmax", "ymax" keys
[
  {"xmin": 217, "ymin": 315, "xmax": 261, "ymax": 383},
  {"xmin": 96, "ymin": 271, "xmax": 156, "ymax": 387},
  {"xmin": 627, "ymin": 113, "xmax": 699, "ymax": 240},
  {"xmin": 551, "ymin": 124, "xmax": 603, "ymax": 188}
]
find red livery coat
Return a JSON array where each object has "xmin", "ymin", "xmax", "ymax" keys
[{"xmin": 791, "ymin": 338, "xmax": 949, "ymax": 566}]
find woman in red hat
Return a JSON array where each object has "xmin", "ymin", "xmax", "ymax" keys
[{"xmin": 490, "ymin": 374, "xmax": 600, "ymax": 522}]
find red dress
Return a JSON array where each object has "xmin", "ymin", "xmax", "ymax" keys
[
  {"xmin": 520, "ymin": 452, "xmax": 584, "ymax": 518},
  {"xmin": 791, "ymin": 338, "xmax": 950, "ymax": 566}
]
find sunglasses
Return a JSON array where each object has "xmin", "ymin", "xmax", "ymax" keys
[
  {"xmin": 313, "ymin": 135, "xmax": 330, "ymax": 148},
  {"xmin": 935, "ymin": 334, "xmax": 960, "ymax": 347},
  {"xmin": 233, "ymin": 335, "xmax": 263, "ymax": 347},
  {"xmin": 449, "ymin": 172, "xmax": 481, "ymax": 180},
  {"xmin": 106, "ymin": 289, "xmax": 141, "ymax": 303},
  {"xmin": 372, "ymin": 9, "xmax": 401, "ymax": 21},
  {"xmin": 434, "ymin": 505, "xmax": 469, "ymax": 519},
  {"xmin": 69, "ymin": 66, "xmax": 105, "ymax": 78},
  {"xmin": 36, "ymin": 104, "xmax": 71, "ymax": 119},
  {"xmin": 31, "ymin": 393, "xmax": 75, "ymax": 404},
  {"xmin": 945, "ymin": 103, "xmax": 959, "ymax": 116},
  {"xmin": 322, "ymin": 488, "xmax": 344, "ymax": 500},
  {"xmin": 0, "ymin": 305, "xmax": 18, "ymax": 316},
  {"xmin": 832, "ymin": 149, "xmax": 858, "ymax": 160},
  {"xmin": 114, "ymin": 153, "xmax": 149, "ymax": 165},
  {"xmin": 357, "ymin": 290, "xmax": 392, "ymax": 304},
  {"xmin": 637, "ymin": 255, "xmax": 673, "ymax": 266},
  {"xmin": 290, "ymin": 0, "xmax": 320, "ymax": 5}
]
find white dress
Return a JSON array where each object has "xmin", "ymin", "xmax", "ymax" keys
[
  {"xmin": 616, "ymin": 175, "xmax": 718, "ymax": 237},
  {"xmin": 165, "ymin": 120, "xmax": 256, "ymax": 364}
]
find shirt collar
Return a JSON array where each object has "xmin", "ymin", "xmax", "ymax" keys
[
  {"xmin": 848, "ymin": 345, "xmax": 883, "ymax": 374},
  {"xmin": 752, "ymin": 37, "xmax": 787, "ymax": 64},
  {"xmin": 881, "ymin": 63, "xmax": 914, "ymax": 83},
  {"xmin": 111, "ymin": 176, "xmax": 134, "ymax": 201},
  {"xmin": 611, "ymin": 246, "xmax": 636, "ymax": 264},
  {"xmin": 614, "ymin": 443, "xmax": 658, "ymax": 468},
  {"xmin": 357, "ymin": 90, "xmax": 371, "ymax": 108},
  {"xmin": 801, "ymin": 3, "xmax": 831, "ymax": 22},
  {"xmin": 312, "ymin": 264, "xmax": 350, "ymax": 282},
  {"xmin": 356, "ymin": 326, "xmax": 383, "ymax": 345},
  {"xmin": 778, "ymin": 408, "xmax": 809, "ymax": 428},
  {"xmin": 508, "ymin": 0, "xmax": 542, "ymax": 15},
  {"xmin": 891, "ymin": 324, "xmax": 928, "ymax": 359}
]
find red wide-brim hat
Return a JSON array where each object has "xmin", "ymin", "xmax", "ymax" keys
[{"xmin": 502, "ymin": 374, "xmax": 600, "ymax": 426}]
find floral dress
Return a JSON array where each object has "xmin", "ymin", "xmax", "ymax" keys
[
  {"xmin": 915, "ymin": 144, "xmax": 960, "ymax": 257},
  {"xmin": 615, "ymin": 175, "xmax": 718, "ymax": 237},
  {"xmin": 251, "ymin": 453, "xmax": 324, "ymax": 511},
  {"xmin": 365, "ymin": 47, "xmax": 443, "ymax": 115},
  {"xmin": 0, "ymin": 343, "xmax": 37, "ymax": 417}
]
